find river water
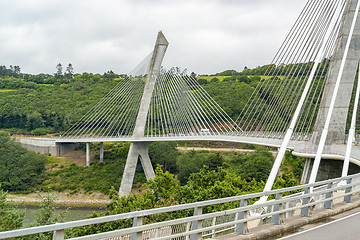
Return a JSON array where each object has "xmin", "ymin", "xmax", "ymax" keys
[{"xmin": 19, "ymin": 206, "xmax": 105, "ymax": 226}]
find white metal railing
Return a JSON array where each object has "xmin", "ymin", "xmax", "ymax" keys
[{"xmin": 1, "ymin": 173, "xmax": 360, "ymax": 240}]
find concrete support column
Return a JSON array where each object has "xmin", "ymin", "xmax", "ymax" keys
[
  {"xmin": 119, "ymin": 142, "xmax": 155, "ymax": 197},
  {"xmin": 86, "ymin": 142, "xmax": 90, "ymax": 167},
  {"xmin": 119, "ymin": 143, "xmax": 137, "ymax": 197},
  {"xmin": 139, "ymin": 144, "xmax": 156, "ymax": 180},
  {"xmin": 312, "ymin": 0, "xmax": 360, "ymax": 145},
  {"xmin": 100, "ymin": 142, "xmax": 104, "ymax": 163}
]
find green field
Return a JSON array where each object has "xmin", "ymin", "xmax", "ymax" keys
[
  {"xmin": 196, "ymin": 75, "xmax": 283, "ymax": 81},
  {"xmin": 0, "ymin": 89, "xmax": 17, "ymax": 92},
  {"xmin": 196, "ymin": 76, "xmax": 229, "ymax": 81}
]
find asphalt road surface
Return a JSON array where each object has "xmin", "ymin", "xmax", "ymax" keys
[{"xmin": 280, "ymin": 212, "xmax": 360, "ymax": 240}]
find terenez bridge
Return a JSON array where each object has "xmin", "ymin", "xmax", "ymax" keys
[{"xmin": 6, "ymin": 0, "xmax": 360, "ymax": 239}]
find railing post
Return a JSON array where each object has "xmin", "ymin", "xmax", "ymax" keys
[
  {"xmin": 100, "ymin": 142, "xmax": 104, "ymax": 163},
  {"xmin": 271, "ymin": 193, "xmax": 283, "ymax": 225},
  {"xmin": 131, "ymin": 216, "xmax": 143, "ymax": 240},
  {"xmin": 190, "ymin": 207, "xmax": 202, "ymax": 240},
  {"xmin": 324, "ymin": 182, "xmax": 333, "ymax": 209},
  {"xmin": 211, "ymin": 217, "xmax": 217, "ymax": 238},
  {"xmin": 185, "ymin": 222, "xmax": 191, "ymax": 240},
  {"xmin": 235, "ymin": 199, "xmax": 249, "ymax": 235},
  {"xmin": 344, "ymin": 178, "xmax": 352, "ymax": 203},
  {"xmin": 301, "ymin": 187, "xmax": 311, "ymax": 217},
  {"xmin": 52, "ymin": 229, "xmax": 64, "ymax": 240}
]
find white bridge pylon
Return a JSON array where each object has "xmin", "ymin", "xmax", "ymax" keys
[{"xmin": 60, "ymin": 31, "xmax": 242, "ymax": 196}]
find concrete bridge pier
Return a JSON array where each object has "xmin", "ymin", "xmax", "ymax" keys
[
  {"xmin": 86, "ymin": 142, "xmax": 90, "ymax": 167},
  {"xmin": 119, "ymin": 142, "xmax": 155, "ymax": 197},
  {"xmin": 118, "ymin": 31, "xmax": 168, "ymax": 196},
  {"xmin": 301, "ymin": 0, "xmax": 360, "ymax": 182},
  {"xmin": 100, "ymin": 142, "xmax": 104, "ymax": 163},
  {"xmin": 85, "ymin": 142, "xmax": 105, "ymax": 166},
  {"xmin": 312, "ymin": 0, "xmax": 360, "ymax": 146}
]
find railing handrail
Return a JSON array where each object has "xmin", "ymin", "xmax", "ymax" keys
[
  {"xmin": 67, "ymin": 188, "xmax": 360, "ymax": 240},
  {"xmin": 1, "ymin": 172, "xmax": 360, "ymax": 239}
]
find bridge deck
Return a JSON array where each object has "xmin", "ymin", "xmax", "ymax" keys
[{"xmin": 55, "ymin": 135, "xmax": 293, "ymax": 148}]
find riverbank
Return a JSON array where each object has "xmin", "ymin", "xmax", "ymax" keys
[{"xmin": 6, "ymin": 191, "xmax": 111, "ymax": 208}]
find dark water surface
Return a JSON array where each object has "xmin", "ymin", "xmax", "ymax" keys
[{"xmin": 19, "ymin": 205, "xmax": 104, "ymax": 226}]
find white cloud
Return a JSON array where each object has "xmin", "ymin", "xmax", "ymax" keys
[{"xmin": 0, "ymin": 0, "xmax": 307, "ymax": 74}]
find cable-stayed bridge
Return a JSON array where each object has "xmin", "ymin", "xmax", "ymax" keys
[
  {"xmin": 54, "ymin": 0, "xmax": 360, "ymax": 197},
  {"xmin": 4, "ymin": 0, "xmax": 360, "ymax": 239}
]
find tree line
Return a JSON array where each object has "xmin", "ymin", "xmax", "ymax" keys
[
  {"xmin": 0, "ymin": 63, "xmax": 122, "ymax": 85},
  {"xmin": 208, "ymin": 58, "xmax": 330, "ymax": 77}
]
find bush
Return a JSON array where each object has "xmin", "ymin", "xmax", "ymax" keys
[
  {"xmin": 30, "ymin": 127, "xmax": 56, "ymax": 136},
  {"xmin": 0, "ymin": 132, "xmax": 46, "ymax": 192},
  {"xmin": 0, "ymin": 188, "xmax": 25, "ymax": 231},
  {"xmin": 42, "ymin": 158, "xmax": 128, "ymax": 195},
  {"xmin": 149, "ymin": 142, "xmax": 178, "ymax": 173}
]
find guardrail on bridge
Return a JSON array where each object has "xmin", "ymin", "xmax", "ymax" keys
[{"xmin": 1, "ymin": 173, "xmax": 360, "ymax": 240}]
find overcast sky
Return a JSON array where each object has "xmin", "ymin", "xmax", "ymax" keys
[{"xmin": 0, "ymin": 0, "xmax": 308, "ymax": 75}]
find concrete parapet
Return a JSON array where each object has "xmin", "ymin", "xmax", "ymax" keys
[{"xmin": 15, "ymin": 137, "xmax": 78, "ymax": 156}]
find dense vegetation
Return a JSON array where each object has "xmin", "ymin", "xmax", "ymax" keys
[
  {"xmin": 0, "ymin": 189, "xmax": 24, "ymax": 232},
  {"xmin": 41, "ymin": 142, "xmax": 142, "ymax": 195},
  {"xmin": 66, "ymin": 164, "xmax": 298, "ymax": 238},
  {"xmin": 0, "ymin": 75, "xmax": 121, "ymax": 135},
  {"xmin": 0, "ymin": 137, "xmax": 304, "ymax": 237},
  {"xmin": 212, "ymin": 59, "xmax": 329, "ymax": 77},
  {"xmin": 149, "ymin": 142, "xmax": 279, "ymax": 184},
  {"xmin": 0, "ymin": 190, "xmax": 67, "ymax": 238},
  {"xmin": 38, "ymin": 141, "xmax": 304, "ymax": 195},
  {"xmin": 0, "ymin": 162, "xmax": 298, "ymax": 238},
  {"xmin": 0, "ymin": 132, "xmax": 46, "ymax": 192},
  {"xmin": 0, "ymin": 61, "xmax": 334, "ymax": 135},
  {"xmin": 0, "ymin": 58, "xmax": 342, "ymax": 137},
  {"xmin": 0, "ymin": 135, "xmax": 303, "ymax": 196}
]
